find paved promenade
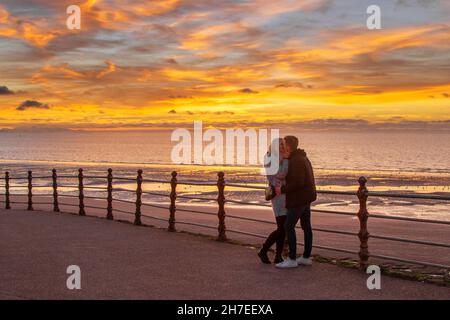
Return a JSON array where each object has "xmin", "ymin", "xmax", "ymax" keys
[{"xmin": 0, "ymin": 209, "xmax": 449, "ymax": 299}]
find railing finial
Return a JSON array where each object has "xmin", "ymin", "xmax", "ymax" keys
[
  {"xmin": 168, "ymin": 171, "xmax": 177, "ymax": 232},
  {"xmin": 134, "ymin": 169, "xmax": 143, "ymax": 226},
  {"xmin": 357, "ymin": 176, "xmax": 369, "ymax": 271},
  {"xmin": 52, "ymin": 169, "xmax": 59, "ymax": 212},
  {"xmin": 78, "ymin": 168, "xmax": 86, "ymax": 216},
  {"xmin": 5, "ymin": 171, "xmax": 10, "ymax": 210},
  {"xmin": 27, "ymin": 170, "xmax": 33, "ymax": 211},
  {"xmin": 107, "ymin": 168, "xmax": 113, "ymax": 220},
  {"xmin": 217, "ymin": 171, "xmax": 227, "ymax": 241}
]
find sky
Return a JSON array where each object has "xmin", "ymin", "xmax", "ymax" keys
[{"xmin": 0, "ymin": 0, "xmax": 449, "ymax": 130}]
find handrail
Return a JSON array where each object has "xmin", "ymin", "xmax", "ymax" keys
[
  {"xmin": 112, "ymin": 177, "xmax": 136, "ymax": 181},
  {"xmin": 369, "ymin": 191, "xmax": 450, "ymax": 201},
  {"xmin": 369, "ymin": 213, "xmax": 450, "ymax": 225},
  {"xmin": 141, "ymin": 191, "xmax": 170, "ymax": 197},
  {"xmin": 176, "ymin": 180, "xmax": 218, "ymax": 186},
  {"xmin": 226, "ymin": 198, "xmax": 271, "ymax": 207},
  {"xmin": 369, "ymin": 253, "xmax": 450, "ymax": 270},
  {"xmin": 177, "ymin": 194, "xmax": 218, "ymax": 202},
  {"xmin": 370, "ymin": 233, "xmax": 450, "ymax": 248},
  {"xmin": 220, "ymin": 182, "xmax": 450, "ymax": 201},
  {"xmin": 176, "ymin": 207, "xmax": 217, "ymax": 216},
  {"xmin": 2, "ymin": 168, "xmax": 449, "ymax": 271}
]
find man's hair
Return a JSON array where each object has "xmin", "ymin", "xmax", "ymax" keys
[{"xmin": 284, "ymin": 135, "xmax": 298, "ymax": 150}]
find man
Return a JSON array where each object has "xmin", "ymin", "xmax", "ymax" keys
[{"xmin": 275, "ymin": 136, "xmax": 317, "ymax": 268}]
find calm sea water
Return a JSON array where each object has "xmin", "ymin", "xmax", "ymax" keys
[
  {"xmin": 0, "ymin": 130, "xmax": 449, "ymax": 173},
  {"xmin": 1, "ymin": 130, "xmax": 449, "ymax": 220}
]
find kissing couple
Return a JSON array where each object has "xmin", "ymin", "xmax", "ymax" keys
[{"xmin": 258, "ymin": 136, "xmax": 317, "ymax": 268}]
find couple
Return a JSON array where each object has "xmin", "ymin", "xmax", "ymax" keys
[{"xmin": 258, "ymin": 136, "xmax": 317, "ymax": 268}]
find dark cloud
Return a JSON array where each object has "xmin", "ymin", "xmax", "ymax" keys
[
  {"xmin": 165, "ymin": 58, "xmax": 178, "ymax": 65},
  {"xmin": 0, "ymin": 86, "xmax": 14, "ymax": 95},
  {"xmin": 443, "ymin": 93, "xmax": 449, "ymax": 98},
  {"xmin": 315, "ymin": 0, "xmax": 334, "ymax": 13},
  {"xmin": 5, "ymin": 118, "xmax": 448, "ymax": 132},
  {"xmin": 275, "ymin": 82, "xmax": 313, "ymax": 89},
  {"xmin": 282, "ymin": 119, "xmax": 450, "ymax": 132},
  {"xmin": 168, "ymin": 109, "xmax": 177, "ymax": 114},
  {"xmin": 168, "ymin": 94, "xmax": 192, "ymax": 99},
  {"xmin": 183, "ymin": 110, "xmax": 235, "ymax": 115},
  {"xmin": 16, "ymin": 100, "xmax": 49, "ymax": 111},
  {"xmin": 239, "ymin": 88, "xmax": 258, "ymax": 94},
  {"xmin": 214, "ymin": 111, "xmax": 234, "ymax": 115}
]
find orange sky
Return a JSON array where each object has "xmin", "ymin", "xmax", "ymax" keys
[{"xmin": 0, "ymin": 0, "xmax": 449, "ymax": 130}]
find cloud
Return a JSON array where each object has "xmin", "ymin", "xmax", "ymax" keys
[
  {"xmin": 1, "ymin": 0, "xmax": 450, "ymax": 127},
  {"xmin": 275, "ymin": 82, "xmax": 313, "ymax": 89},
  {"xmin": 0, "ymin": 86, "xmax": 14, "ymax": 95},
  {"xmin": 168, "ymin": 109, "xmax": 177, "ymax": 114},
  {"xmin": 168, "ymin": 94, "xmax": 193, "ymax": 99},
  {"xmin": 16, "ymin": 100, "xmax": 49, "ymax": 111},
  {"xmin": 214, "ymin": 111, "xmax": 235, "ymax": 115},
  {"xmin": 443, "ymin": 93, "xmax": 449, "ymax": 98},
  {"xmin": 165, "ymin": 58, "xmax": 178, "ymax": 65},
  {"xmin": 96, "ymin": 61, "xmax": 117, "ymax": 78},
  {"xmin": 239, "ymin": 88, "xmax": 259, "ymax": 94},
  {"xmin": 187, "ymin": 110, "xmax": 235, "ymax": 115},
  {"xmin": 30, "ymin": 60, "xmax": 117, "ymax": 83}
]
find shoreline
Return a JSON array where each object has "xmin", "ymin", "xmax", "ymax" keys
[{"xmin": 1, "ymin": 158, "xmax": 450, "ymax": 176}]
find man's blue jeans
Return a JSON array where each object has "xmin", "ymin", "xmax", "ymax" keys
[{"xmin": 284, "ymin": 205, "xmax": 313, "ymax": 260}]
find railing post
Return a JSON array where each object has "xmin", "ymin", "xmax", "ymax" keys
[
  {"xmin": 52, "ymin": 169, "xmax": 59, "ymax": 212},
  {"xmin": 5, "ymin": 172, "xmax": 10, "ymax": 209},
  {"xmin": 107, "ymin": 168, "xmax": 113, "ymax": 220},
  {"xmin": 217, "ymin": 172, "xmax": 227, "ymax": 241},
  {"xmin": 78, "ymin": 168, "xmax": 86, "ymax": 216},
  {"xmin": 27, "ymin": 171, "xmax": 33, "ymax": 211},
  {"xmin": 357, "ymin": 176, "xmax": 369, "ymax": 271},
  {"xmin": 134, "ymin": 169, "xmax": 143, "ymax": 226},
  {"xmin": 168, "ymin": 171, "xmax": 177, "ymax": 232}
]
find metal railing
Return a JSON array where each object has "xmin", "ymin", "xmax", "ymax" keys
[{"xmin": 1, "ymin": 169, "xmax": 449, "ymax": 271}]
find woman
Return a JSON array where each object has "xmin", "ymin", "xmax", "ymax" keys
[{"xmin": 258, "ymin": 138, "xmax": 289, "ymax": 264}]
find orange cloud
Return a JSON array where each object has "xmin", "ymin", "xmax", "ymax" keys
[
  {"xmin": 0, "ymin": 5, "xmax": 60, "ymax": 47},
  {"xmin": 31, "ymin": 61, "xmax": 117, "ymax": 84}
]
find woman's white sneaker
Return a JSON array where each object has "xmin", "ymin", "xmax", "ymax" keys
[
  {"xmin": 275, "ymin": 258, "xmax": 298, "ymax": 268},
  {"xmin": 296, "ymin": 256, "xmax": 313, "ymax": 266}
]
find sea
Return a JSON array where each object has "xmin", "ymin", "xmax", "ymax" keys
[{"xmin": 1, "ymin": 130, "xmax": 449, "ymax": 220}]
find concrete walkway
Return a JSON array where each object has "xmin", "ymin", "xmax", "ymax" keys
[{"xmin": 0, "ymin": 209, "xmax": 449, "ymax": 300}]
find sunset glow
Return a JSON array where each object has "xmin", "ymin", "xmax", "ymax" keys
[{"xmin": 0, "ymin": 0, "xmax": 449, "ymax": 130}]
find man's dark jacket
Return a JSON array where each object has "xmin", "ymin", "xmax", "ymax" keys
[{"xmin": 281, "ymin": 148, "xmax": 317, "ymax": 208}]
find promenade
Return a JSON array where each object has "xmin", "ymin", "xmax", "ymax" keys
[{"xmin": 1, "ymin": 209, "xmax": 449, "ymax": 299}]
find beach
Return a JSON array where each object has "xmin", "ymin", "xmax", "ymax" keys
[{"xmin": 1, "ymin": 160, "xmax": 450, "ymax": 221}]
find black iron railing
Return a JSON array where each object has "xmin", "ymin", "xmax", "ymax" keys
[{"xmin": 1, "ymin": 169, "xmax": 449, "ymax": 271}]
